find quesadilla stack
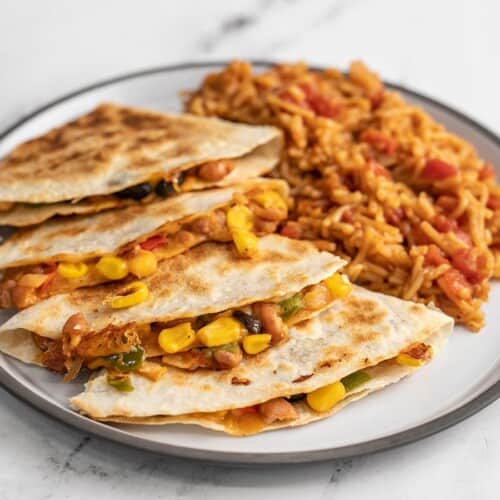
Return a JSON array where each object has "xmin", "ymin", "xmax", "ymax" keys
[
  {"xmin": 0, "ymin": 179, "xmax": 289, "ymax": 308},
  {"xmin": 0, "ymin": 235, "xmax": 346, "ymax": 380},
  {"xmin": 0, "ymin": 233, "xmax": 453, "ymax": 435},
  {"xmin": 70, "ymin": 289, "xmax": 452, "ymax": 435},
  {"xmin": 0, "ymin": 103, "xmax": 282, "ymax": 226}
]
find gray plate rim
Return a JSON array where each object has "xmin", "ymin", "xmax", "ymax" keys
[{"xmin": 0, "ymin": 60, "xmax": 499, "ymax": 465}]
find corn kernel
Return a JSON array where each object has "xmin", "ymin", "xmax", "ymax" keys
[
  {"xmin": 242, "ymin": 334, "xmax": 271, "ymax": 355},
  {"xmin": 128, "ymin": 250, "xmax": 158, "ymax": 278},
  {"xmin": 306, "ymin": 381, "xmax": 346, "ymax": 412},
  {"xmin": 325, "ymin": 273, "xmax": 352, "ymax": 299},
  {"xmin": 396, "ymin": 353, "xmax": 424, "ymax": 367},
  {"xmin": 254, "ymin": 190, "xmax": 287, "ymax": 210},
  {"xmin": 197, "ymin": 317, "xmax": 243, "ymax": 347},
  {"xmin": 226, "ymin": 204, "xmax": 254, "ymax": 233},
  {"xmin": 158, "ymin": 322, "xmax": 196, "ymax": 353},
  {"xmin": 232, "ymin": 230, "xmax": 259, "ymax": 258},
  {"xmin": 96, "ymin": 255, "xmax": 128, "ymax": 280},
  {"xmin": 57, "ymin": 262, "xmax": 88, "ymax": 279},
  {"xmin": 111, "ymin": 281, "xmax": 149, "ymax": 309}
]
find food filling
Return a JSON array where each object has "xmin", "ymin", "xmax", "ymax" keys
[
  {"xmin": 32, "ymin": 273, "xmax": 353, "ymax": 381},
  {"xmin": 103, "ymin": 345, "xmax": 431, "ymax": 435},
  {"xmin": 0, "ymin": 187, "xmax": 288, "ymax": 308},
  {"xmin": 0, "ymin": 159, "xmax": 238, "ymax": 215},
  {"xmin": 181, "ymin": 343, "xmax": 432, "ymax": 434}
]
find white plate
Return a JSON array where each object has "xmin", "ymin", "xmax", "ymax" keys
[{"xmin": 0, "ymin": 62, "xmax": 499, "ymax": 464}]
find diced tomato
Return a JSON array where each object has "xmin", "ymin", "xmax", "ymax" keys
[
  {"xmin": 340, "ymin": 209, "xmax": 355, "ymax": 224},
  {"xmin": 299, "ymin": 83, "xmax": 341, "ymax": 118},
  {"xmin": 370, "ymin": 88, "xmax": 385, "ymax": 109},
  {"xmin": 385, "ymin": 207, "xmax": 404, "ymax": 225},
  {"xmin": 41, "ymin": 262, "xmax": 58, "ymax": 274},
  {"xmin": 479, "ymin": 164, "xmax": 495, "ymax": 181},
  {"xmin": 456, "ymin": 213, "xmax": 468, "ymax": 227},
  {"xmin": 425, "ymin": 245, "xmax": 449, "ymax": 266},
  {"xmin": 422, "ymin": 159, "xmax": 458, "ymax": 181},
  {"xmin": 433, "ymin": 214, "xmax": 458, "ymax": 233},
  {"xmin": 433, "ymin": 214, "xmax": 472, "ymax": 247},
  {"xmin": 139, "ymin": 235, "xmax": 167, "ymax": 251},
  {"xmin": 277, "ymin": 89, "xmax": 307, "ymax": 108},
  {"xmin": 437, "ymin": 268, "xmax": 471, "ymax": 301},
  {"xmin": 436, "ymin": 195, "xmax": 458, "ymax": 214},
  {"xmin": 38, "ymin": 272, "xmax": 57, "ymax": 295},
  {"xmin": 279, "ymin": 221, "xmax": 302, "ymax": 239},
  {"xmin": 412, "ymin": 225, "xmax": 433, "ymax": 245},
  {"xmin": 361, "ymin": 129, "xmax": 397, "ymax": 155},
  {"xmin": 487, "ymin": 194, "xmax": 500, "ymax": 211},
  {"xmin": 368, "ymin": 160, "xmax": 391, "ymax": 179},
  {"xmin": 342, "ymin": 173, "xmax": 357, "ymax": 191},
  {"xmin": 451, "ymin": 248, "xmax": 487, "ymax": 285}
]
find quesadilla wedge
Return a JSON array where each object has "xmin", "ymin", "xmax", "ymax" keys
[
  {"xmin": 0, "ymin": 103, "xmax": 283, "ymax": 226},
  {"xmin": 0, "ymin": 235, "xmax": 346, "ymax": 379},
  {"xmin": 0, "ymin": 179, "xmax": 288, "ymax": 308},
  {"xmin": 67, "ymin": 287, "xmax": 453, "ymax": 435}
]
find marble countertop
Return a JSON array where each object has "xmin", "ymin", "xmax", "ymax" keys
[{"xmin": 1, "ymin": 0, "xmax": 500, "ymax": 498}]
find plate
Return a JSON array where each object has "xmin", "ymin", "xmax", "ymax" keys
[{"xmin": 0, "ymin": 62, "xmax": 499, "ymax": 464}]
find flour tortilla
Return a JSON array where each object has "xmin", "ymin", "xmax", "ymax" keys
[
  {"xmin": 0, "ymin": 235, "xmax": 344, "ymax": 339},
  {"xmin": 0, "ymin": 178, "xmax": 288, "ymax": 270},
  {"xmin": 0, "ymin": 140, "xmax": 282, "ymax": 228},
  {"xmin": 69, "ymin": 288, "xmax": 453, "ymax": 434},
  {"xmin": 0, "ymin": 103, "xmax": 282, "ymax": 225}
]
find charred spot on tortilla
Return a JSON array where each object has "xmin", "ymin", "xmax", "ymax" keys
[
  {"xmin": 292, "ymin": 374, "xmax": 313, "ymax": 383},
  {"xmin": 231, "ymin": 377, "xmax": 250, "ymax": 385},
  {"xmin": 339, "ymin": 295, "xmax": 386, "ymax": 328}
]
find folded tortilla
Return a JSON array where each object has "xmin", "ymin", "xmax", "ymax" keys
[
  {"xmin": 0, "ymin": 103, "xmax": 283, "ymax": 226},
  {"xmin": 69, "ymin": 287, "xmax": 453, "ymax": 435},
  {"xmin": 0, "ymin": 179, "xmax": 289, "ymax": 307},
  {"xmin": 0, "ymin": 236, "xmax": 345, "ymax": 368}
]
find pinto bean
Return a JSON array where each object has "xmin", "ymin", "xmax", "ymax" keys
[
  {"xmin": 188, "ymin": 210, "xmax": 231, "ymax": 241},
  {"xmin": 258, "ymin": 398, "xmax": 297, "ymax": 424},
  {"xmin": 62, "ymin": 313, "xmax": 90, "ymax": 352},
  {"xmin": 198, "ymin": 160, "xmax": 235, "ymax": 182},
  {"xmin": 213, "ymin": 346, "xmax": 243, "ymax": 369},
  {"xmin": 189, "ymin": 215, "xmax": 211, "ymax": 234},
  {"xmin": 11, "ymin": 285, "xmax": 38, "ymax": 309},
  {"xmin": 0, "ymin": 280, "xmax": 16, "ymax": 308},
  {"xmin": 174, "ymin": 230, "xmax": 198, "ymax": 246},
  {"xmin": 253, "ymin": 302, "xmax": 288, "ymax": 345}
]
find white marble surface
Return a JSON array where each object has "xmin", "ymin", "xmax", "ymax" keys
[{"xmin": 1, "ymin": 0, "xmax": 500, "ymax": 498}]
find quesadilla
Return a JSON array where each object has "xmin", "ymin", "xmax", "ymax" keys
[
  {"xmin": 68, "ymin": 287, "xmax": 453, "ymax": 435},
  {"xmin": 0, "ymin": 235, "xmax": 346, "ymax": 379},
  {"xmin": 0, "ymin": 179, "xmax": 289, "ymax": 308},
  {"xmin": 0, "ymin": 103, "xmax": 283, "ymax": 226}
]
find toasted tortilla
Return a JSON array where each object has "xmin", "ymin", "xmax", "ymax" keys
[
  {"xmin": 0, "ymin": 104, "xmax": 282, "ymax": 225},
  {"xmin": 68, "ymin": 288, "xmax": 453, "ymax": 434},
  {"xmin": 0, "ymin": 235, "xmax": 344, "ymax": 339},
  {"xmin": 0, "ymin": 178, "xmax": 288, "ymax": 270},
  {"xmin": 0, "ymin": 140, "xmax": 281, "ymax": 227}
]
